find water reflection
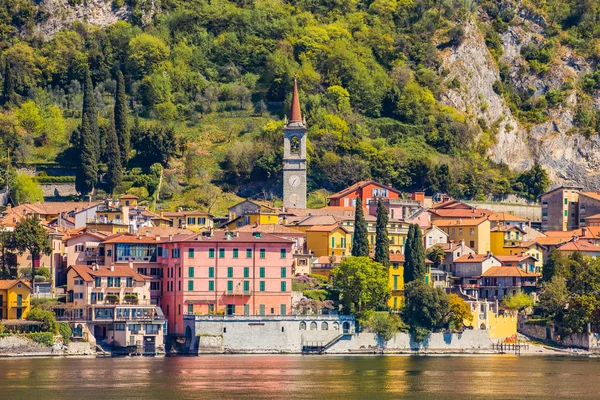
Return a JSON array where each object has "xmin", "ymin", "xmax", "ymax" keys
[{"xmin": 1, "ymin": 355, "xmax": 600, "ymax": 399}]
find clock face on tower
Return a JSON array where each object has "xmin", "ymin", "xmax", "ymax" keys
[{"xmin": 289, "ymin": 175, "xmax": 301, "ymax": 187}]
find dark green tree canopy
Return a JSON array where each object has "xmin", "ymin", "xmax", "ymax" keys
[
  {"xmin": 374, "ymin": 199, "xmax": 390, "ymax": 267},
  {"xmin": 351, "ymin": 197, "xmax": 370, "ymax": 257},
  {"xmin": 404, "ymin": 224, "xmax": 426, "ymax": 284},
  {"xmin": 14, "ymin": 216, "xmax": 52, "ymax": 289}
]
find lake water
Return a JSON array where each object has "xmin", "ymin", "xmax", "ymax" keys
[{"xmin": 1, "ymin": 355, "xmax": 599, "ymax": 399}]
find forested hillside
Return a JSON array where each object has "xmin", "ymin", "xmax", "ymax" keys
[{"xmin": 3, "ymin": 0, "xmax": 599, "ymax": 211}]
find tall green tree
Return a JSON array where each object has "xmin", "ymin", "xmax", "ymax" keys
[
  {"xmin": 14, "ymin": 216, "xmax": 52, "ymax": 290},
  {"xmin": 331, "ymin": 256, "xmax": 390, "ymax": 314},
  {"xmin": 374, "ymin": 199, "xmax": 390, "ymax": 267},
  {"xmin": 75, "ymin": 112, "xmax": 98, "ymax": 195},
  {"xmin": 82, "ymin": 68, "xmax": 100, "ymax": 160},
  {"xmin": 351, "ymin": 197, "xmax": 370, "ymax": 257},
  {"xmin": 105, "ymin": 110, "xmax": 123, "ymax": 196},
  {"xmin": 1, "ymin": 60, "xmax": 13, "ymax": 106},
  {"xmin": 115, "ymin": 70, "xmax": 130, "ymax": 167},
  {"xmin": 542, "ymin": 249, "xmax": 565, "ymax": 282},
  {"xmin": 10, "ymin": 173, "xmax": 44, "ymax": 204},
  {"xmin": 403, "ymin": 281, "xmax": 451, "ymax": 342},
  {"xmin": 404, "ymin": 224, "xmax": 426, "ymax": 284}
]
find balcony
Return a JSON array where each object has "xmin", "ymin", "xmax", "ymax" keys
[
  {"xmin": 223, "ymin": 289, "xmax": 252, "ymax": 296},
  {"xmin": 9, "ymin": 301, "xmax": 29, "ymax": 307},
  {"xmin": 461, "ymin": 284, "xmax": 480, "ymax": 289}
]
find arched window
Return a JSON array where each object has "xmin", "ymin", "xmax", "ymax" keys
[
  {"xmin": 480, "ymin": 323, "xmax": 486, "ymax": 330},
  {"xmin": 333, "ymin": 322, "xmax": 339, "ymax": 330},
  {"xmin": 343, "ymin": 321, "xmax": 351, "ymax": 334},
  {"xmin": 290, "ymin": 136, "xmax": 300, "ymax": 153},
  {"xmin": 321, "ymin": 322, "xmax": 328, "ymax": 330},
  {"xmin": 310, "ymin": 322, "xmax": 317, "ymax": 330},
  {"xmin": 299, "ymin": 322, "xmax": 306, "ymax": 330}
]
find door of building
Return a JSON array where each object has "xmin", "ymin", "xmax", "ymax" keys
[{"xmin": 144, "ymin": 336, "xmax": 156, "ymax": 354}]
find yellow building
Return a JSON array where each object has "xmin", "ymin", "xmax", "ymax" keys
[
  {"xmin": 118, "ymin": 194, "xmax": 139, "ymax": 207},
  {"xmin": 305, "ymin": 224, "xmax": 351, "ymax": 257},
  {"xmin": 161, "ymin": 211, "xmax": 214, "ymax": 232},
  {"xmin": 389, "ymin": 254, "xmax": 405, "ymax": 311},
  {"xmin": 224, "ymin": 212, "xmax": 279, "ymax": 230},
  {"xmin": 0, "ymin": 280, "xmax": 31, "ymax": 319},
  {"xmin": 467, "ymin": 300, "xmax": 518, "ymax": 341},
  {"xmin": 434, "ymin": 217, "xmax": 491, "ymax": 254},
  {"xmin": 490, "ymin": 225, "xmax": 527, "ymax": 255}
]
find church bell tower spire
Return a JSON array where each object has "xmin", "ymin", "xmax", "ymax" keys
[{"xmin": 283, "ymin": 79, "xmax": 307, "ymax": 209}]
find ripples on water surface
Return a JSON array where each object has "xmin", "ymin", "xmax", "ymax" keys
[{"xmin": 1, "ymin": 355, "xmax": 599, "ymax": 399}]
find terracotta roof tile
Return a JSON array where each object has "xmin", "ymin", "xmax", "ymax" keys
[
  {"xmin": 236, "ymin": 224, "xmax": 303, "ymax": 235},
  {"xmin": 482, "ymin": 266, "xmax": 538, "ymax": 277},
  {"xmin": 0, "ymin": 280, "xmax": 31, "ymax": 290},
  {"xmin": 488, "ymin": 212, "xmax": 529, "ymax": 222},
  {"xmin": 557, "ymin": 240, "xmax": 600, "ymax": 252},
  {"xmin": 69, "ymin": 265, "xmax": 151, "ymax": 281},
  {"xmin": 431, "ymin": 217, "xmax": 489, "ymax": 227}
]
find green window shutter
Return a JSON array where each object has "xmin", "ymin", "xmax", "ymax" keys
[
  {"xmin": 280, "ymin": 267, "xmax": 286, "ymax": 278},
  {"xmin": 227, "ymin": 280, "xmax": 233, "ymax": 291},
  {"xmin": 188, "ymin": 280, "xmax": 194, "ymax": 291},
  {"xmin": 244, "ymin": 267, "xmax": 249, "ymax": 278},
  {"xmin": 280, "ymin": 249, "xmax": 286, "ymax": 258},
  {"xmin": 188, "ymin": 304, "xmax": 193, "ymax": 313},
  {"xmin": 260, "ymin": 249, "xmax": 266, "ymax": 259},
  {"xmin": 246, "ymin": 249, "xmax": 252, "ymax": 258},
  {"xmin": 331, "ymin": 237, "xmax": 335, "ymax": 248},
  {"xmin": 393, "ymin": 275, "xmax": 398, "ymax": 290},
  {"xmin": 208, "ymin": 280, "xmax": 214, "ymax": 291},
  {"xmin": 244, "ymin": 304, "xmax": 249, "ymax": 315},
  {"xmin": 233, "ymin": 249, "xmax": 239, "ymax": 258},
  {"xmin": 243, "ymin": 280, "xmax": 249, "ymax": 292},
  {"xmin": 259, "ymin": 304, "xmax": 265, "ymax": 315},
  {"xmin": 209, "ymin": 249, "xmax": 215, "ymax": 258},
  {"xmin": 260, "ymin": 267, "xmax": 265, "ymax": 278},
  {"xmin": 219, "ymin": 248, "xmax": 225, "ymax": 258},
  {"xmin": 188, "ymin": 267, "xmax": 194, "ymax": 278},
  {"xmin": 280, "ymin": 304, "xmax": 286, "ymax": 315},
  {"xmin": 281, "ymin": 281, "xmax": 286, "ymax": 292},
  {"xmin": 208, "ymin": 267, "xmax": 214, "ymax": 278},
  {"xmin": 227, "ymin": 267, "xmax": 233, "ymax": 278},
  {"xmin": 188, "ymin": 248, "xmax": 194, "ymax": 258},
  {"xmin": 260, "ymin": 281, "xmax": 265, "ymax": 291}
]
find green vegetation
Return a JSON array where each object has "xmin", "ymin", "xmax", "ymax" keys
[
  {"xmin": 14, "ymin": 216, "xmax": 52, "ymax": 287},
  {"xmin": 403, "ymin": 281, "xmax": 472, "ymax": 342},
  {"xmin": 537, "ymin": 251, "xmax": 600, "ymax": 335},
  {"xmin": 26, "ymin": 332, "xmax": 54, "ymax": 346},
  {"xmin": 404, "ymin": 224, "xmax": 426, "ymax": 285},
  {"xmin": 502, "ymin": 292, "xmax": 534, "ymax": 313},
  {"xmin": 25, "ymin": 308, "xmax": 57, "ymax": 334},
  {"xmin": 58, "ymin": 322, "xmax": 72, "ymax": 344},
  {"xmin": 331, "ymin": 256, "xmax": 389, "ymax": 319},
  {"xmin": 351, "ymin": 198, "xmax": 369, "ymax": 257},
  {"xmin": 374, "ymin": 199, "xmax": 389, "ymax": 267},
  {"xmin": 0, "ymin": 0, "xmax": 563, "ymax": 208}
]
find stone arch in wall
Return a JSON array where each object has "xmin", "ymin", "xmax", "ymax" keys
[
  {"xmin": 321, "ymin": 322, "xmax": 328, "ymax": 330},
  {"xmin": 299, "ymin": 321, "xmax": 306, "ymax": 330},
  {"xmin": 480, "ymin": 323, "xmax": 486, "ymax": 330},
  {"xmin": 310, "ymin": 321, "xmax": 317, "ymax": 330}
]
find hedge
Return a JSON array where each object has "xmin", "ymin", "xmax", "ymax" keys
[
  {"xmin": 35, "ymin": 176, "xmax": 76, "ymax": 183},
  {"xmin": 26, "ymin": 332, "xmax": 55, "ymax": 346}
]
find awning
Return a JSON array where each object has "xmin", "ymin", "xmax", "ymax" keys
[{"xmin": 85, "ymin": 241, "xmax": 100, "ymax": 248}]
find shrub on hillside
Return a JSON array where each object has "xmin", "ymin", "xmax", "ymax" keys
[{"xmin": 26, "ymin": 308, "xmax": 57, "ymax": 333}]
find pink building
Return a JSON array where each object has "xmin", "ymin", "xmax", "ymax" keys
[{"xmin": 160, "ymin": 231, "xmax": 294, "ymax": 334}]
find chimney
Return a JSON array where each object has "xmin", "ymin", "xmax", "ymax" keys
[
  {"xmin": 169, "ymin": 234, "xmax": 173, "ymax": 241},
  {"xmin": 122, "ymin": 206, "xmax": 130, "ymax": 229},
  {"xmin": 128, "ymin": 261, "xmax": 133, "ymax": 270},
  {"xmin": 289, "ymin": 78, "xmax": 302, "ymax": 123},
  {"xmin": 110, "ymin": 264, "xmax": 115, "ymax": 272},
  {"xmin": 460, "ymin": 239, "xmax": 465, "ymax": 247},
  {"xmin": 573, "ymin": 235, "xmax": 579, "ymax": 242},
  {"xmin": 145, "ymin": 230, "xmax": 151, "ymax": 237},
  {"xmin": 486, "ymin": 251, "xmax": 491, "ymax": 258},
  {"xmin": 582, "ymin": 227, "xmax": 588, "ymax": 237},
  {"xmin": 449, "ymin": 240, "xmax": 454, "ymax": 250}
]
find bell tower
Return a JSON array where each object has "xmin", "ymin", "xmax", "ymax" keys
[{"xmin": 283, "ymin": 79, "xmax": 307, "ymax": 209}]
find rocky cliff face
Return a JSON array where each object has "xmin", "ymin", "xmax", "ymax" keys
[
  {"xmin": 34, "ymin": 0, "xmax": 155, "ymax": 38},
  {"xmin": 440, "ymin": 11, "xmax": 600, "ymax": 189}
]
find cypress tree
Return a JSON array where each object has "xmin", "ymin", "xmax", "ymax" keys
[
  {"xmin": 115, "ymin": 70, "xmax": 130, "ymax": 167},
  {"xmin": 82, "ymin": 68, "xmax": 100, "ymax": 161},
  {"xmin": 1, "ymin": 60, "xmax": 13, "ymax": 106},
  {"xmin": 75, "ymin": 112, "xmax": 98, "ymax": 195},
  {"xmin": 105, "ymin": 110, "xmax": 123, "ymax": 196},
  {"xmin": 404, "ymin": 223, "xmax": 426, "ymax": 284},
  {"xmin": 374, "ymin": 199, "xmax": 390, "ymax": 267},
  {"xmin": 351, "ymin": 197, "xmax": 370, "ymax": 257}
]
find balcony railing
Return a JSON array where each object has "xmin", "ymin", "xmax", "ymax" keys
[
  {"xmin": 223, "ymin": 289, "xmax": 252, "ymax": 296},
  {"xmin": 9, "ymin": 301, "xmax": 29, "ymax": 307},
  {"xmin": 461, "ymin": 284, "xmax": 480, "ymax": 289}
]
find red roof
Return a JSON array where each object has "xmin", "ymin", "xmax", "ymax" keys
[
  {"xmin": 327, "ymin": 180, "xmax": 400, "ymax": 200},
  {"xmin": 455, "ymin": 254, "xmax": 496, "ymax": 263},
  {"xmin": 481, "ymin": 266, "xmax": 538, "ymax": 277},
  {"xmin": 118, "ymin": 194, "xmax": 139, "ymax": 200},
  {"xmin": 289, "ymin": 78, "xmax": 302, "ymax": 123},
  {"xmin": 68, "ymin": 265, "xmax": 151, "ymax": 281},
  {"xmin": 432, "ymin": 217, "xmax": 489, "ymax": 227},
  {"xmin": 102, "ymin": 233, "xmax": 162, "ymax": 244},
  {"xmin": 0, "ymin": 280, "xmax": 31, "ymax": 290},
  {"xmin": 430, "ymin": 209, "xmax": 492, "ymax": 218},
  {"xmin": 557, "ymin": 240, "xmax": 600, "ymax": 252}
]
